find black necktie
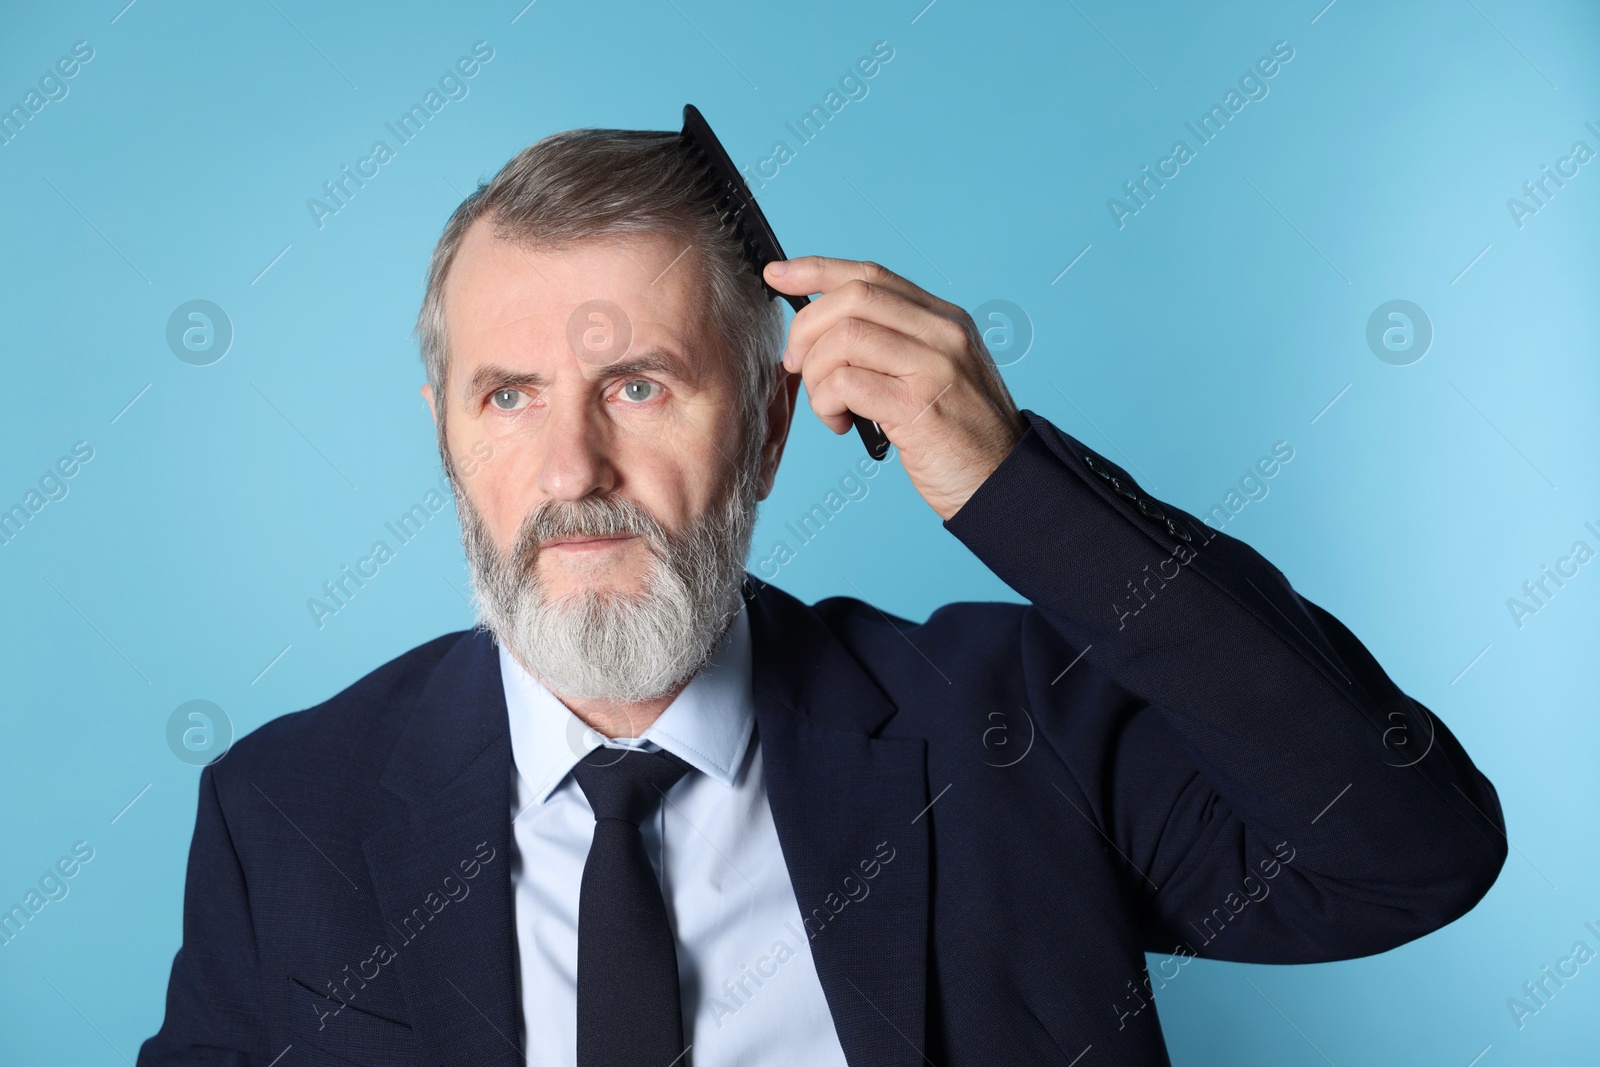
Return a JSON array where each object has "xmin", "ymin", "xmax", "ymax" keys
[{"xmin": 570, "ymin": 745, "xmax": 694, "ymax": 1067}]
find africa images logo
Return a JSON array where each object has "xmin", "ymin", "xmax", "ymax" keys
[{"xmin": 1106, "ymin": 40, "xmax": 1295, "ymax": 230}]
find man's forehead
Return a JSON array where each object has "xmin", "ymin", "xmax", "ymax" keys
[
  {"xmin": 443, "ymin": 220, "xmax": 725, "ymax": 382},
  {"xmin": 452, "ymin": 227, "xmax": 671, "ymax": 315}
]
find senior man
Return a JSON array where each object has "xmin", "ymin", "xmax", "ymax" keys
[{"xmin": 140, "ymin": 127, "xmax": 1506, "ymax": 1067}]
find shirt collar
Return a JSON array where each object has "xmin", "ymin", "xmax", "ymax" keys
[{"xmin": 499, "ymin": 599, "xmax": 753, "ymax": 806}]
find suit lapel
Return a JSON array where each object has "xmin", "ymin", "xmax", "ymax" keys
[
  {"xmin": 743, "ymin": 575, "xmax": 932, "ymax": 1067},
  {"xmin": 362, "ymin": 627, "xmax": 523, "ymax": 1066}
]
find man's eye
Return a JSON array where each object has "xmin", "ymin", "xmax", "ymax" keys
[
  {"xmin": 619, "ymin": 379, "xmax": 660, "ymax": 403},
  {"xmin": 490, "ymin": 388, "xmax": 524, "ymax": 411}
]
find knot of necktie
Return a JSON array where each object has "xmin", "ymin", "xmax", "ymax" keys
[{"xmin": 570, "ymin": 744, "xmax": 693, "ymax": 827}]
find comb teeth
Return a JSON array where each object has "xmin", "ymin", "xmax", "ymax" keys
[
  {"xmin": 682, "ymin": 135, "xmax": 764, "ymax": 269},
  {"xmin": 679, "ymin": 104, "xmax": 805, "ymax": 312}
]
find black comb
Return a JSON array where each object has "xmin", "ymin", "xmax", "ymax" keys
[{"xmin": 680, "ymin": 103, "xmax": 891, "ymax": 461}]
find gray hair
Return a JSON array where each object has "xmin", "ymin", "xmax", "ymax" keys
[{"xmin": 414, "ymin": 127, "xmax": 786, "ymax": 482}]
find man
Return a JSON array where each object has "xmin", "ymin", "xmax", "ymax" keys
[{"xmin": 139, "ymin": 127, "xmax": 1506, "ymax": 1067}]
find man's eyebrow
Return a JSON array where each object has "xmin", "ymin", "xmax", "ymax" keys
[
  {"xmin": 600, "ymin": 349, "xmax": 699, "ymax": 384},
  {"xmin": 465, "ymin": 363, "xmax": 543, "ymax": 399},
  {"xmin": 463, "ymin": 348, "xmax": 698, "ymax": 400}
]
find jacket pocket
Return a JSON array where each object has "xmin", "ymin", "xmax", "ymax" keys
[{"xmin": 287, "ymin": 975, "xmax": 418, "ymax": 1066}]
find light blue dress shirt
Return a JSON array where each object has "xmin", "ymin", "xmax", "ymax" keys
[{"xmin": 499, "ymin": 598, "xmax": 850, "ymax": 1066}]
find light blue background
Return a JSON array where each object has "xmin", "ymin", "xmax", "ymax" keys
[{"xmin": 2, "ymin": 1, "xmax": 1596, "ymax": 1063}]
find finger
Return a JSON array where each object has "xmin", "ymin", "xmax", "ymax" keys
[
  {"xmin": 783, "ymin": 278, "xmax": 968, "ymax": 374},
  {"xmin": 803, "ymin": 361, "xmax": 907, "ymax": 436},
  {"xmin": 795, "ymin": 314, "xmax": 947, "ymax": 413},
  {"xmin": 764, "ymin": 256, "xmax": 946, "ymax": 312}
]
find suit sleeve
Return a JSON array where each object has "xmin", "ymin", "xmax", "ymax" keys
[
  {"xmin": 137, "ymin": 762, "xmax": 266, "ymax": 1065},
  {"xmin": 943, "ymin": 407, "xmax": 1508, "ymax": 963}
]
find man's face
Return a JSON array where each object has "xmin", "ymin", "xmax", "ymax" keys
[
  {"xmin": 429, "ymin": 221, "xmax": 740, "ymax": 599},
  {"xmin": 423, "ymin": 220, "xmax": 795, "ymax": 703}
]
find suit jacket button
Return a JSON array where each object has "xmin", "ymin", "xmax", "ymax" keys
[
  {"xmin": 1083, "ymin": 454, "xmax": 1112, "ymax": 480},
  {"xmin": 1110, "ymin": 476, "xmax": 1139, "ymax": 500},
  {"xmin": 1167, "ymin": 518, "xmax": 1192, "ymax": 542},
  {"xmin": 1138, "ymin": 499, "xmax": 1166, "ymax": 522}
]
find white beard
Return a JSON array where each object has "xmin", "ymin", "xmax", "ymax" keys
[{"xmin": 448, "ymin": 443, "xmax": 759, "ymax": 704}]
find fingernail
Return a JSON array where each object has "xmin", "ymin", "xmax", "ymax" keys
[{"xmin": 768, "ymin": 260, "xmax": 790, "ymax": 276}]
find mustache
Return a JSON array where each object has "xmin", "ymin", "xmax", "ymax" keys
[{"xmin": 510, "ymin": 496, "xmax": 666, "ymax": 570}]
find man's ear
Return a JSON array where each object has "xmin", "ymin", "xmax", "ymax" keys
[
  {"xmin": 421, "ymin": 383, "xmax": 438, "ymax": 425},
  {"xmin": 756, "ymin": 371, "xmax": 802, "ymax": 502}
]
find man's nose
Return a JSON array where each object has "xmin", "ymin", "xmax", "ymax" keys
[{"xmin": 536, "ymin": 396, "xmax": 616, "ymax": 503}]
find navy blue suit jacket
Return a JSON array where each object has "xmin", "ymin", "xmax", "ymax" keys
[{"xmin": 139, "ymin": 409, "xmax": 1506, "ymax": 1066}]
